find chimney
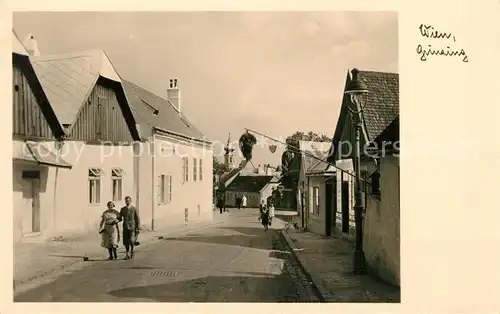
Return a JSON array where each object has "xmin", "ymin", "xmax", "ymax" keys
[
  {"xmin": 167, "ymin": 78, "xmax": 181, "ymax": 116},
  {"xmin": 23, "ymin": 33, "xmax": 40, "ymax": 56}
]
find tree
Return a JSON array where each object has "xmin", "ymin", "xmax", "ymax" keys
[
  {"xmin": 285, "ymin": 131, "xmax": 332, "ymax": 151},
  {"xmin": 213, "ymin": 157, "xmax": 229, "ymax": 176}
]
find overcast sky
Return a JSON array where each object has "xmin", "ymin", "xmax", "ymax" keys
[{"xmin": 13, "ymin": 11, "xmax": 398, "ymax": 166}]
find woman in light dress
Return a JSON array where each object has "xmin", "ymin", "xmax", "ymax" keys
[
  {"xmin": 268, "ymin": 200, "xmax": 275, "ymax": 226},
  {"xmin": 99, "ymin": 201, "xmax": 121, "ymax": 260}
]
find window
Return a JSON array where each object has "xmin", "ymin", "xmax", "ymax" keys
[
  {"xmin": 199, "ymin": 159, "xmax": 203, "ymax": 181},
  {"xmin": 313, "ymin": 187, "xmax": 320, "ymax": 215},
  {"xmin": 182, "ymin": 157, "xmax": 189, "ymax": 183},
  {"xmin": 158, "ymin": 174, "xmax": 172, "ymax": 204},
  {"xmin": 111, "ymin": 168, "xmax": 123, "ymax": 201},
  {"xmin": 193, "ymin": 158, "xmax": 198, "ymax": 181},
  {"xmin": 89, "ymin": 168, "xmax": 102, "ymax": 204}
]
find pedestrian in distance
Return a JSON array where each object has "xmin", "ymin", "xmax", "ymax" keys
[
  {"xmin": 217, "ymin": 195, "xmax": 224, "ymax": 214},
  {"xmin": 261, "ymin": 206, "xmax": 270, "ymax": 231},
  {"xmin": 268, "ymin": 200, "xmax": 275, "ymax": 227},
  {"xmin": 241, "ymin": 194, "xmax": 247, "ymax": 210},
  {"xmin": 119, "ymin": 196, "xmax": 140, "ymax": 260},
  {"xmin": 258, "ymin": 200, "xmax": 266, "ymax": 222},
  {"xmin": 99, "ymin": 201, "xmax": 120, "ymax": 260},
  {"xmin": 236, "ymin": 193, "xmax": 242, "ymax": 210}
]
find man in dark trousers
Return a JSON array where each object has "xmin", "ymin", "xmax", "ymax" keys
[{"xmin": 119, "ymin": 196, "xmax": 140, "ymax": 260}]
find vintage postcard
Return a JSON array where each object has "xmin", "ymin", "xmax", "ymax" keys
[{"xmin": 1, "ymin": 0, "xmax": 498, "ymax": 313}]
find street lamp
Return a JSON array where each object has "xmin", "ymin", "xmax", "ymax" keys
[{"xmin": 344, "ymin": 68, "xmax": 369, "ymax": 274}]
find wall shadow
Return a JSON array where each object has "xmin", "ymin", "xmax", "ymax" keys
[
  {"xmin": 161, "ymin": 226, "xmax": 275, "ymax": 250},
  {"xmin": 108, "ymin": 274, "xmax": 301, "ymax": 302}
]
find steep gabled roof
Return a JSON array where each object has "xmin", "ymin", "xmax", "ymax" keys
[
  {"xmin": 226, "ymin": 175, "xmax": 275, "ymax": 193},
  {"xmin": 299, "ymin": 140, "xmax": 330, "ymax": 172},
  {"xmin": 30, "ymin": 50, "xmax": 122, "ymax": 125},
  {"xmin": 12, "ymin": 30, "xmax": 65, "ymax": 139},
  {"xmin": 374, "ymin": 115, "xmax": 399, "ymax": 143},
  {"xmin": 328, "ymin": 69, "xmax": 399, "ymax": 162},
  {"xmin": 12, "ymin": 29, "xmax": 28, "ymax": 55},
  {"xmin": 122, "ymin": 80, "xmax": 205, "ymax": 140}
]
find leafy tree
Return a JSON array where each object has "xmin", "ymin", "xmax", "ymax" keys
[
  {"xmin": 285, "ymin": 131, "xmax": 331, "ymax": 151},
  {"xmin": 213, "ymin": 157, "xmax": 229, "ymax": 176}
]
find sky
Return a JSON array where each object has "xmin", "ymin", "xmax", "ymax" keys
[{"xmin": 13, "ymin": 11, "xmax": 398, "ymax": 167}]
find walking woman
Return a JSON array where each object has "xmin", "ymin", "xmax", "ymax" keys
[
  {"xmin": 260, "ymin": 206, "xmax": 270, "ymax": 231},
  {"xmin": 99, "ymin": 201, "xmax": 121, "ymax": 260},
  {"xmin": 268, "ymin": 200, "xmax": 275, "ymax": 226}
]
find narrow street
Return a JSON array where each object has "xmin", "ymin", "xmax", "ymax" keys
[{"xmin": 14, "ymin": 208, "xmax": 319, "ymax": 302}]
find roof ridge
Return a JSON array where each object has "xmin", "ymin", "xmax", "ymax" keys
[
  {"xmin": 358, "ymin": 69, "xmax": 399, "ymax": 76},
  {"xmin": 31, "ymin": 49, "xmax": 104, "ymax": 61}
]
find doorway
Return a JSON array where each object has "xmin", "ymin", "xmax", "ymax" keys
[
  {"xmin": 341, "ymin": 181, "xmax": 349, "ymax": 233},
  {"xmin": 22, "ymin": 171, "xmax": 41, "ymax": 235},
  {"xmin": 325, "ymin": 182, "xmax": 333, "ymax": 236}
]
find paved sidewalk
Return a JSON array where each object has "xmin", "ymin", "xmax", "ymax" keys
[
  {"xmin": 14, "ymin": 213, "xmax": 228, "ymax": 290},
  {"xmin": 281, "ymin": 229, "xmax": 400, "ymax": 302}
]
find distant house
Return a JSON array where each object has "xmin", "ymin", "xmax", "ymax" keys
[
  {"xmin": 327, "ymin": 69, "xmax": 399, "ymax": 240},
  {"xmin": 296, "ymin": 140, "xmax": 331, "ymax": 232},
  {"xmin": 122, "ymin": 79, "xmax": 214, "ymax": 229},
  {"xmin": 225, "ymin": 175, "xmax": 280, "ymax": 208},
  {"xmin": 303, "ymin": 154, "xmax": 337, "ymax": 236},
  {"xmin": 12, "ymin": 30, "xmax": 73, "ymax": 241},
  {"xmin": 363, "ymin": 115, "xmax": 400, "ymax": 286},
  {"xmin": 27, "ymin": 49, "xmax": 142, "ymax": 238}
]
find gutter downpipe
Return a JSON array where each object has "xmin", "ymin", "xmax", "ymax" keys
[{"xmin": 151, "ymin": 128, "xmax": 155, "ymax": 231}]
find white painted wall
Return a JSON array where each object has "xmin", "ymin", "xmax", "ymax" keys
[
  {"xmin": 148, "ymin": 133, "xmax": 214, "ymax": 230},
  {"xmin": 54, "ymin": 141, "xmax": 134, "ymax": 236},
  {"xmin": 363, "ymin": 155, "xmax": 400, "ymax": 286}
]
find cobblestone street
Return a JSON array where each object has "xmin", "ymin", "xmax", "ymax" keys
[{"xmin": 14, "ymin": 209, "xmax": 320, "ymax": 302}]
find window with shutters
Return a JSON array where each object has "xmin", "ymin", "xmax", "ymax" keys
[
  {"xmin": 111, "ymin": 168, "xmax": 124, "ymax": 201},
  {"xmin": 89, "ymin": 168, "xmax": 102, "ymax": 204},
  {"xmin": 193, "ymin": 158, "xmax": 198, "ymax": 181},
  {"xmin": 158, "ymin": 174, "xmax": 172, "ymax": 204},
  {"xmin": 199, "ymin": 159, "xmax": 203, "ymax": 181},
  {"xmin": 182, "ymin": 157, "xmax": 189, "ymax": 183}
]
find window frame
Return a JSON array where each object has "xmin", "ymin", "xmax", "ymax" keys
[
  {"xmin": 88, "ymin": 167, "xmax": 102, "ymax": 205},
  {"xmin": 199, "ymin": 159, "xmax": 203, "ymax": 181},
  {"xmin": 193, "ymin": 158, "xmax": 198, "ymax": 181},
  {"xmin": 182, "ymin": 157, "xmax": 189, "ymax": 183},
  {"xmin": 313, "ymin": 186, "xmax": 320, "ymax": 216},
  {"xmin": 111, "ymin": 167, "xmax": 123, "ymax": 202}
]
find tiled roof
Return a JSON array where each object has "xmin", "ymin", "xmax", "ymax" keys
[
  {"xmin": 122, "ymin": 80, "xmax": 205, "ymax": 140},
  {"xmin": 226, "ymin": 175, "xmax": 275, "ymax": 193},
  {"xmin": 30, "ymin": 50, "xmax": 122, "ymax": 125},
  {"xmin": 299, "ymin": 141, "xmax": 330, "ymax": 172},
  {"xmin": 327, "ymin": 70, "xmax": 399, "ymax": 162},
  {"xmin": 374, "ymin": 115, "xmax": 399, "ymax": 143},
  {"xmin": 359, "ymin": 70, "xmax": 399, "ymax": 141}
]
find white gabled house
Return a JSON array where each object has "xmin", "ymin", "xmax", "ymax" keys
[
  {"xmin": 13, "ymin": 31, "xmax": 214, "ymax": 242},
  {"xmin": 122, "ymin": 79, "xmax": 214, "ymax": 231}
]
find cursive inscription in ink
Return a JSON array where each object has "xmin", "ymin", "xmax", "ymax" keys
[{"xmin": 416, "ymin": 24, "xmax": 468, "ymax": 62}]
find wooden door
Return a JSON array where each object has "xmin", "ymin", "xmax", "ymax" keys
[
  {"xmin": 325, "ymin": 182, "xmax": 333, "ymax": 236},
  {"xmin": 22, "ymin": 178, "xmax": 40, "ymax": 234}
]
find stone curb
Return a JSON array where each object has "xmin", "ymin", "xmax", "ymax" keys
[
  {"xmin": 13, "ymin": 220, "xmax": 225, "ymax": 293},
  {"xmin": 279, "ymin": 230, "xmax": 326, "ymax": 302}
]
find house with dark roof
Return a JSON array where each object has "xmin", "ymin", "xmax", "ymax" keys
[
  {"xmin": 12, "ymin": 30, "xmax": 75, "ymax": 242},
  {"xmin": 295, "ymin": 140, "xmax": 333, "ymax": 234},
  {"xmin": 363, "ymin": 114, "xmax": 400, "ymax": 286},
  {"xmin": 225, "ymin": 174, "xmax": 280, "ymax": 208},
  {"xmin": 122, "ymin": 79, "xmax": 214, "ymax": 230},
  {"xmin": 325, "ymin": 69, "xmax": 399, "ymax": 240}
]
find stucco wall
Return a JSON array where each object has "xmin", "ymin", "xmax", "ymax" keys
[
  {"xmin": 54, "ymin": 141, "xmax": 135, "ymax": 236},
  {"xmin": 13, "ymin": 156, "xmax": 57, "ymax": 242},
  {"xmin": 363, "ymin": 155, "xmax": 400, "ymax": 286},
  {"xmin": 306, "ymin": 175, "xmax": 326, "ymax": 236},
  {"xmin": 150, "ymin": 134, "xmax": 213, "ymax": 230}
]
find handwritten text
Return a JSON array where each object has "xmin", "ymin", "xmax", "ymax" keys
[{"xmin": 416, "ymin": 24, "xmax": 468, "ymax": 63}]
